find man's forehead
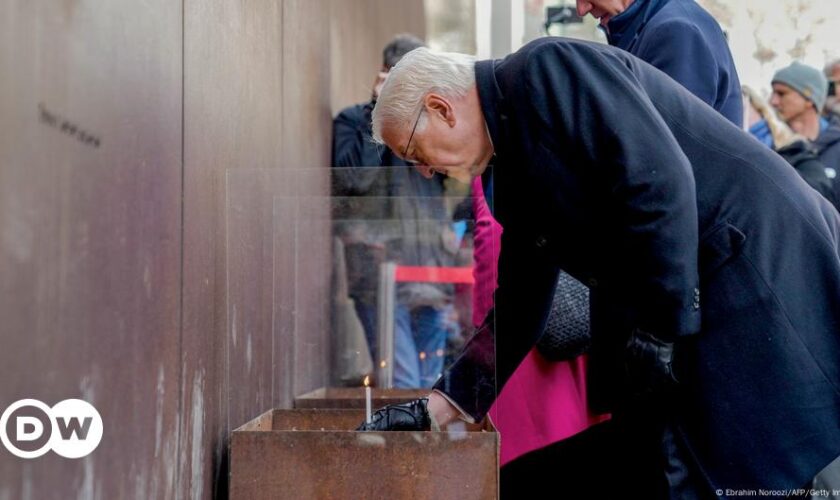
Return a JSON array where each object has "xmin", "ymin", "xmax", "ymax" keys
[{"xmin": 380, "ymin": 125, "xmax": 408, "ymax": 155}]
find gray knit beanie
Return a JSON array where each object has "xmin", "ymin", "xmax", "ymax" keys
[{"xmin": 772, "ymin": 61, "xmax": 829, "ymax": 112}]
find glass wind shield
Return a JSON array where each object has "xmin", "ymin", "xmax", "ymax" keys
[
  {"xmin": 226, "ymin": 166, "xmax": 503, "ymax": 496},
  {"xmin": 225, "ymin": 167, "xmax": 495, "ymax": 407}
]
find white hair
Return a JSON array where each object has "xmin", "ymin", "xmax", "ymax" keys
[{"xmin": 371, "ymin": 47, "xmax": 477, "ymax": 144}]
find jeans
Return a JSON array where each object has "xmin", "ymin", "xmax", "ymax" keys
[
  {"xmin": 352, "ymin": 301, "xmax": 447, "ymax": 388},
  {"xmin": 353, "ymin": 299, "xmax": 379, "ymax": 363}
]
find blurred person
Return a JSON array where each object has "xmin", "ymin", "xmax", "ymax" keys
[
  {"xmin": 576, "ymin": 0, "xmax": 742, "ymax": 125},
  {"xmin": 742, "ymin": 85, "xmax": 836, "ymax": 208},
  {"xmin": 331, "ymin": 34, "xmax": 455, "ymax": 388},
  {"xmin": 824, "ymin": 59, "xmax": 840, "ymax": 123},
  {"xmin": 771, "ymin": 61, "xmax": 840, "ymax": 206},
  {"xmin": 333, "ymin": 34, "xmax": 425, "ymax": 170},
  {"xmin": 359, "ymin": 41, "xmax": 840, "ymax": 498},
  {"xmin": 742, "ymin": 86, "xmax": 774, "ymax": 148}
]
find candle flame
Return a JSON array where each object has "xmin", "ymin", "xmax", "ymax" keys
[
  {"xmin": 363, "ymin": 375, "xmax": 370, "ymax": 387},
  {"xmin": 380, "ymin": 360, "xmax": 387, "ymax": 368}
]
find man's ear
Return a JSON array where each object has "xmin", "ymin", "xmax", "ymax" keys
[{"xmin": 424, "ymin": 93, "xmax": 456, "ymax": 127}]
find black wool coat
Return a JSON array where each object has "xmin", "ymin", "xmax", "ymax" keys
[{"xmin": 434, "ymin": 37, "xmax": 840, "ymax": 492}]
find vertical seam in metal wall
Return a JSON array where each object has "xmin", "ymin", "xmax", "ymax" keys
[
  {"xmin": 270, "ymin": 203, "xmax": 276, "ymax": 407},
  {"xmin": 223, "ymin": 0, "xmax": 232, "ymax": 483},
  {"xmin": 274, "ymin": 0, "xmax": 284, "ymax": 409},
  {"xmin": 174, "ymin": 0, "xmax": 185, "ymax": 496}
]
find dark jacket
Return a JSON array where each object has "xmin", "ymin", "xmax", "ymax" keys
[
  {"xmin": 776, "ymin": 140, "xmax": 838, "ymax": 209},
  {"xmin": 332, "ymin": 101, "xmax": 448, "ymax": 199},
  {"xmin": 333, "ymin": 101, "xmax": 408, "ymax": 194},
  {"xmin": 606, "ymin": 0, "xmax": 743, "ymax": 126},
  {"xmin": 814, "ymin": 122, "xmax": 840, "ymax": 203},
  {"xmin": 435, "ymin": 38, "xmax": 840, "ymax": 492}
]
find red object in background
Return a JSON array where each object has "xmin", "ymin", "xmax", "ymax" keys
[{"xmin": 393, "ymin": 266, "xmax": 474, "ymax": 284}]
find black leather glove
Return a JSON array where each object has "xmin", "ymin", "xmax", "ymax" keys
[
  {"xmin": 356, "ymin": 398, "xmax": 432, "ymax": 431},
  {"xmin": 624, "ymin": 329, "xmax": 679, "ymax": 399}
]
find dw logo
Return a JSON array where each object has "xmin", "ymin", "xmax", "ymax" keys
[{"xmin": 0, "ymin": 399, "xmax": 103, "ymax": 459}]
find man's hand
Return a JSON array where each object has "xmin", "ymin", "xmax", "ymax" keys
[
  {"xmin": 624, "ymin": 328, "xmax": 679, "ymax": 399},
  {"xmin": 357, "ymin": 398, "xmax": 431, "ymax": 431},
  {"xmin": 356, "ymin": 392, "xmax": 465, "ymax": 431}
]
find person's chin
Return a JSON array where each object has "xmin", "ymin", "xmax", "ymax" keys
[
  {"xmin": 443, "ymin": 166, "xmax": 472, "ymax": 183},
  {"xmin": 450, "ymin": 172, "xmax": 472, "ymax": 184}
]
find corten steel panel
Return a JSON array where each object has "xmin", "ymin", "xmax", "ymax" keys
[
  {"xmin": 330, "ymin": 0, "xmax": 427, "ymax": 116},
  {"xmin": 271, "ymin": 190, "xmax": 310, "ymax": 408},
  {"xmin": 285, "ymin": 195, "xmax": 332, "ymax": 400},
  {"xmin": 226, "ymin": 171, "xmax": 292, "ymax": 429},
  {"xmin": 272, "ymin": 197, "xmax": 299, "ymax": 411},
  {"xmin": 283, "ymin": 0, "xmax": 332, "ymax": 168},
  {"xmin": 330, "ymin": 0, "xmax": 378, "ymax": 116},
  {"xmin": 0, "ymin": 1, "xmax": 181, "ymax": 499},
  {"xmin": 229, "ymin": 409, "xmax": 499, "ymax": 500},
  {"xmin": 225, "ymin": 170, "xmax": 329, "ymax": 419},
  {"xmin": 282, "ymin": 0, "xmax": 334, "ymax": 401},
  {"xmin": 181, "ymin": 1, "xmax": 287, "ymax": 498},
  {"xmin": 184, "ymin": 1, "xmax": 427, "ymax": 498}
]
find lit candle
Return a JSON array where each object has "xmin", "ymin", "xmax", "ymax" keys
[{"xmin": 364, "ymin": 375, "xmax": 372, "ymax": 424}]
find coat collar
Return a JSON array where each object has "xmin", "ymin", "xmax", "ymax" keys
[
  {"xmin": 475, "ymin": 59, "xmax": 507, "ymax": 156},
  {"xmin": 475, "ymin": 59, "xmax": 505, "ymax": 204},
  {"xmin": 605, "ymin": 0, "xmax": 669, "ymax": 50}
]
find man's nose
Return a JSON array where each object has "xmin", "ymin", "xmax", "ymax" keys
[
  {"xmin": 414, "ymin": 164, "xmax": 435, "ymax": 179},
  {"xmin": 576, "ymin": 1, "xmax": 592, "ymax": 17},
  {"xmin": 769, "ymin": 94, "xmax": 780, "ymax": 108}
]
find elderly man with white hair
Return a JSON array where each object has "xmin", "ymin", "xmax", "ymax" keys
[{"xmin": 356, "ymin": 38, "xmax": 840, "ymax": 497}]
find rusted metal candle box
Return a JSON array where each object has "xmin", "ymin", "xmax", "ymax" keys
[
  {"xmin": 293, "ymin": 387, "xmax": 429, "ymax": 409},
  {"xmin": 229, "ymin": 408, "xmax": 498, "ymax": 499}
]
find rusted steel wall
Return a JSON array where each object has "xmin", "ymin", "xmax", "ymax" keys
[
  {"xmin": 0, "ymin": 0, "xmax": 426, "ymax": 498},
  {"xmin": 0, "ymin": 1, "xmax": 183, "ymax": 498},
  {"xmin": 181, "ymin": 1, "xmax": 292, "ymax": 497},
  {"xmin": 182, "ymin": 1, "xmax": 424, "ymax": 497},
  {"xmin": 331, "ymin": 0, "xmax": 428, "ymax": 115}
]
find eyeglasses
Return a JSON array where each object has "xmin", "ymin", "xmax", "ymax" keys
[{"xmin": 401, "ymin": 106, "xmax": 425, "ymax": 160}]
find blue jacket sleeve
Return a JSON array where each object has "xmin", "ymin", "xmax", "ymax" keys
[{"xmin": 635, "ymin": 21, "xmax": 719, "ymax": 110}]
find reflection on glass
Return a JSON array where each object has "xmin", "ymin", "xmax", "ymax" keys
[{"xmin": 244, "ymin": 167, "xmax": 478, "ymax": 396}]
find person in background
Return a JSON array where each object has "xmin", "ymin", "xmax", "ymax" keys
[
  {"xmin": 742, "ymin": 85, "xmax": 836, "ymax": 209},
  {"xmin": 576, "ymin": 0, "xmax": 742, "ymax": 125},
  {"xmin": 771, "ymin": 61, "xmax": 840, "ymax": 206},
  {"xmin": 333, "ymin": 34, "xmax": 425, "ymax": 170},
  {"xmin": 331, "ymin": 34, "xmax": 455, "ymax": 388},
  {"xmin": 824, "ymin": 59, "xmax": 840, "ymax": 124},
  {"xmin": 743, "ymin": 86, "xmax": 774, "ymax": 149}
]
